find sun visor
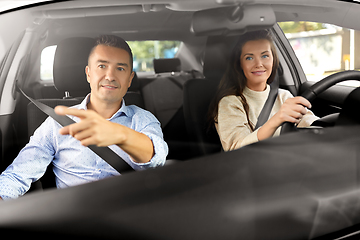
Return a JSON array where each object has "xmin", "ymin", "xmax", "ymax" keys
[{"xmin": 191, "ymin": 4, "xmax": 276, "ymax": 36}]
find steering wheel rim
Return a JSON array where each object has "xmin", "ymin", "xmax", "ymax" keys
[{"xmin": 281, "ymin": 70, "xmax": 360, "ymax": 134}]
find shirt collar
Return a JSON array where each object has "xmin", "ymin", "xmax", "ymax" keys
[
  {"xmin": 244, "ymin": 84, "xmax": 270, "ymax": 96},
  {"xmin": 79, "ymin": 94, "xmax": 130, "ymax": 120}
]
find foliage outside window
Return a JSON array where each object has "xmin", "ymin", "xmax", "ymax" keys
[{"xmin": 128, "ymin": 41, "xmax": 180, "ymax": 72}]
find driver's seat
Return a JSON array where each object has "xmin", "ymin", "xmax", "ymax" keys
[
  {"xmin": 27, "ymin": 37, "xmax": 144, "ymax": 190},
  {"xmin": 183, "ymin": 35, "xmax": 239, "ymax": 157}
]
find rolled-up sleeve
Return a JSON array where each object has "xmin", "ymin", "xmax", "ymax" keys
[
  {"xmin": 0, "ymin": 118, "xmax": 55, "ymax": 200},
  {"xmin": 128, "ymin": 109, "xmax": 168, "ymax": 169}
]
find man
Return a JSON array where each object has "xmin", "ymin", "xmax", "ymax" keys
[{"xmin": 0, "ymin": 35, "xmax": 168, "ymax": 200}]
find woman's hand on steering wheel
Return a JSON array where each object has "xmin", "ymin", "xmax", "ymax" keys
[
  {"xmin": 275, "ymin": 96, "xmax": 311, "ymax": 126},
  {"xmin": 257, "ymin": 96, "xmax": 311, "ymax": 141},
  {"xmin": 281, "ymin": 70, "xmax": 360, "ymax": 134}
]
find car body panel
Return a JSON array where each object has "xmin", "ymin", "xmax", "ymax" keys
[{"xmin": 0, "ymin": 125, "xmax": 360, "ymax": 239}]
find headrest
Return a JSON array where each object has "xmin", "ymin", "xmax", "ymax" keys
[
  {"xmin": 203, "ymin": 35, "xmax": 239, "ymax": 81},
  {"xmin": 128, "ymin": 72, "xmax": 140, "ymax": 92},
  {"xmin": 153, "ymin": 58, "xmax": 181, "ymax": 74},
  {"xmin": 53, "ymin": 37, "xmax": 96, "ymax": 93}
]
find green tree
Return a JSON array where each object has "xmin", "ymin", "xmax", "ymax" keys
[
  {"xmin": 128, "ymin": 40, "xmax": 179, "ymax": 59},
  {"xmin": 128, "ymin": 40, "xmax": 180, "ymax": 71}
]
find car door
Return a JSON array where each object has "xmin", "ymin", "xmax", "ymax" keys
[{"xmin": 0, "ymin": 32, "xmax": 25, "ymax": 172}]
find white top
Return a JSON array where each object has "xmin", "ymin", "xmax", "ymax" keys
[{"xmin": 215, "ymin": 85, "xmax": 319, "ymax": 151}]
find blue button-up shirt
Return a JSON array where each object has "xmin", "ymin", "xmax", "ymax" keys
[{"xmin": 0, "ymin": 95, "xmax": 168, "ymax": 200}]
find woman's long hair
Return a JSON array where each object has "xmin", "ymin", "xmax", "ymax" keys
[{"xmin": 208, "ymin": 29, "xmax": 279, "ymax": 131}]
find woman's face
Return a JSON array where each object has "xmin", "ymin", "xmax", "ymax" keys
[{"xmin": 240, "ymin": 39, "xmax": 273, "ymax": 91}]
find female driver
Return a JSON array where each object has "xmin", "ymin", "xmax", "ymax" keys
[{"xmin": 209, "ymin": 29, "xmax": 318, "ymax": 151}]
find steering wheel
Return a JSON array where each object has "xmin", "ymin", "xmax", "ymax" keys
[{"xmin": 280, "ymin": 70, "xmax": 360, "ymax": 134}]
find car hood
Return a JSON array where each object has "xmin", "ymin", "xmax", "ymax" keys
[{"xmin": 0, "ymin": 125, "xmax": 359, "ymax": 239}]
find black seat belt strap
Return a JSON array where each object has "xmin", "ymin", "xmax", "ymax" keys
[
  {"xmin": 254, "ymin": 73, "xmax": 279, "ymax": 130},
  {"xmin": 17, "ymin": 82, "xmax": 134, "ymax": 173}
]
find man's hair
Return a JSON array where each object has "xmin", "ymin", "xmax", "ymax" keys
[{"xmin": 88, "ymin": 35, "xmax": 133, "ymax": 71}]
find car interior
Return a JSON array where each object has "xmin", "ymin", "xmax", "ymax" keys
[
  {"xmin": 1, "ymin": 1, "xmax": 359, "ymax": 189},
  {"xmin": 2, "ymin": 1, "xmax": 360, "ymax": 239}
]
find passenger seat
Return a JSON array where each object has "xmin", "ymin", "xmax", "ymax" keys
[
  {"xmin": 27, "ymin": 37, "xmax": 144, "ymax": 190},
  {"xmin": 28, "ymin": 37, "xmax": 95, "ymax": 136},
  {"xmin": 27, "ymin": 37, "xmax": 95, "ymax": 190}
]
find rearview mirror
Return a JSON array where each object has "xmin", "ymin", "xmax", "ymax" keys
[{"xmin": 191, "ymin": 4, "xmax": 276, "ymax": 36}]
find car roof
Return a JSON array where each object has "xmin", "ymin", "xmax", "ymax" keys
[
  {"xmin": 0, "ymin": 0, "xmax": 359, "ymax": 62},
  {"xmin": 2, "ymin": 0, "xmax": 360, "ymax": 44}
]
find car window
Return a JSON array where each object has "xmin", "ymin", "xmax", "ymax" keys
[
  {"xmin": 279, "ymin": 21, "xmax": 360, "ymax": 87},
  {"xmin": 40, "ymin": 45, "xmax": 56, "ymax": 81},
  {"xmin": 40, "ymin": 40, "xmax": 181, "ymax": 81},
  {"xmin": 128, "ymin": 40, "xmax": 181, "ymax": 73}
]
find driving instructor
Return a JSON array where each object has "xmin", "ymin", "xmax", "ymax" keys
[{"xmin": 0, "ymin": 35, "xmax": 168, "ymax": 200}]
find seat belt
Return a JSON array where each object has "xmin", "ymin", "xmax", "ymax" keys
[
  {"xmin": 254, "ymin": 73, "xmax": 279, "ymax": 130},
  {"xmin": 17, "ymin": 82, "xmax": 134, "ymax": 173}
]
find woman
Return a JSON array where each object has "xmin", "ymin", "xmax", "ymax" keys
[{"xmin": 209, "ymin": 29, "xmax": 318, "ymax": 151}]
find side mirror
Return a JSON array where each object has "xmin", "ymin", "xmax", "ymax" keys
[{"xmin": 191, "ymin": 4, "xmax": 276, "ymax": 36}]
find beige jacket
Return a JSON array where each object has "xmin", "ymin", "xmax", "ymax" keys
[{"xmin": 215, "ymin": 85, "xmax": 319, "ymax": 151}]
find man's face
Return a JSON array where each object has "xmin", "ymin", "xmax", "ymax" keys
[{"xmin": 85, "ymin": 45, "xmax": 134, "ymax": 106}]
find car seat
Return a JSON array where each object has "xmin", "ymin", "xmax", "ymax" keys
[
  {"xmin": 28, "ymin": 37, "xmax": 145, "ymax": 137},
  {"xmin": 140, "ymin": 58, "xmax": 195, "ymax": 159},
  {"xmin": 183, "ymin": 35, "xmax": 239, "ymax": 157},
  {"xmin": 153, "ymin": 58, "xmax": 181, "ymax": 73},
  {"xmin": 27, "ymin": 37, "xmax": 144, "ymax": 190},
  {"xmin": 142, "ymin": 58, "xmax": 190, "ymax": 128}
]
